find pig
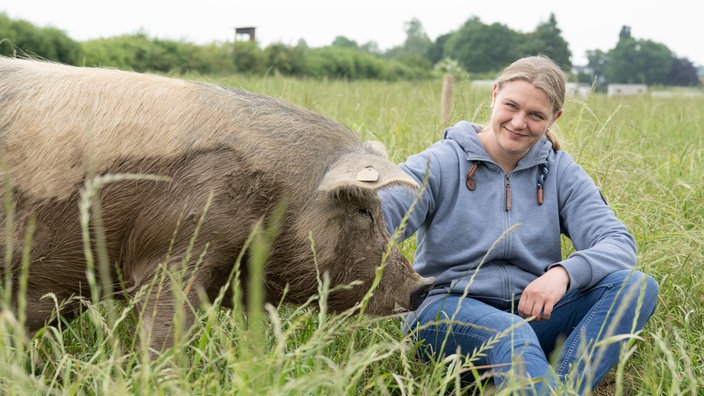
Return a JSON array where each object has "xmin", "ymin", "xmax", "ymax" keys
[{"xmin": 0, "ymin": 56, "xmax": 434, "ymax": 352}]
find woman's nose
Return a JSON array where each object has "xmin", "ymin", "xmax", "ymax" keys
[{"xmin": 511, "ymin": 113, "xmax": 528, "ymax": 129}]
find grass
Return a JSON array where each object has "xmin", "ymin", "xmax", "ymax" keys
[{"xmin": 1, "ymin": 74, "xmax": 703, "ymax": 395}]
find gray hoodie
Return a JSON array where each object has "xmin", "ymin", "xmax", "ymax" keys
[{"xmin": 380, "ymin": 121, "xmax": 636, "ymax": 313}]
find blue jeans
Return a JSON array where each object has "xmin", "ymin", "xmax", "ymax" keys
[{"xmin": 409, "ymin": 270, "xmax": 658, "ymax": 395}]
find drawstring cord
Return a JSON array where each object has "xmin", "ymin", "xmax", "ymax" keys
[
  {"xmin": 537, "ymin": 163, "xmax": 548, "ymax": 205},
  {"xmin": 465, "ymin": 161, "xmax": 549, "ymax": 207},
  {"xmin": 465, "ymin": 162, "xmax": 478, "ymax": 191}
]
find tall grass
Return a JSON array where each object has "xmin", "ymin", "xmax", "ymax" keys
[{"xmin": 1, "ymin": 74, "xmax": 702, "ymax": 395}]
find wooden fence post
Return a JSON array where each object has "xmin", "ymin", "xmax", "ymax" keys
[{"xmin": 440, "ymin": 73, "xmax": 454, "ymax": 125}]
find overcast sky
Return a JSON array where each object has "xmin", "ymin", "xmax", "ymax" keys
[{"xmin": 3, "ymin": 0, "xmax": 702, "ymax": 66}]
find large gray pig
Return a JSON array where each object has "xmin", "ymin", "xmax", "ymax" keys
[{"xmin": 0, "ymin": 56, "xmax": 434, "ymax": 352}]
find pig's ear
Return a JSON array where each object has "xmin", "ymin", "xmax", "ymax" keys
[
  {"xmin": 362, "ymin": 140, "xmax": 388, "ymax": 158},
  {"xmin": 318, "ymin": 152, "xmax": 419, "ymax": 193}
]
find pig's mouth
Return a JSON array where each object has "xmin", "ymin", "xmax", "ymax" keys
[
  {"xmin": 392, "ymin": 277, "xmax": 435, "ymax": 314},
  {"xmin": 409, "ymin": 277, "xmax": 435, "ymax": 310}
]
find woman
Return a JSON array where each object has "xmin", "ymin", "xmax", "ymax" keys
[{"xmin": 380, "ymin": 55, "xmax": 658, "ymax": 394}]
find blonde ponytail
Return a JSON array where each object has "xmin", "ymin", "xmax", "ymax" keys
[{"xmin": 546, "ymin": 129, "xmax": 561, "ymax": 151}]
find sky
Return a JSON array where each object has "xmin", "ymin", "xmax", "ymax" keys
[{"xmin": 2, "ymin": 0, "xmax": 702, "ymax": 67}]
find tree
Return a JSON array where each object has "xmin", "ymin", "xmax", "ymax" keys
[
  {"xmin": 331, "ymin": 36, "xmax": 359, "ymax": 49},
  {"xmin": 402, "ymin": 18, "xmax": 432, "ymax": 56},
  {"xmin": 586, "ymin": 49, "xmax": 608, "ymax": 77},
  {"xmin": 427, "ymin": 32, "xmax": 451, "ymax": 65},
  {"xmin": 295, "ymin": 39, "xmax": 309, "ymax": 49},
  {"xmin": 605, "ymin": 37, "xmax": 672, "ymax": 84},
  {"xmin": 667, "ymin": 56, "xmax": 701, "ymax": 86},
  {"xmin": 584, "ymin": 25, "xmax": 698, "ymax": 87},
  {"xmin": 527, "ymin": 13, "xmax": 572, "ymax": 69},
  {"xmin": 359, "ymin": 41, "xmax": 380, "ymax": 54},
  {"xmin": 444, "ymin": 17, "xmax": 523, "ymax": 73},
  {"xmin": 619, "ymin": 25, "xmax": 632, "ymax": 41},
  {"xmin": 384, "ymin": 18, "xmax": 433, "ymax": 70},
  {"xmin": 581, "ymin": 49, "xmax": 609, "ymax": 89}
]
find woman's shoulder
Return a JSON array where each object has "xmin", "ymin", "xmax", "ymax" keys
[
  {"xmin": 403, "ymin": 139, "xmax": 465, "ymax": 177},
  {"xmin": 548, "ymin": 148, "xmax": 599, "ymax": 189},
  {"xmin": 548, "ymin": 147, "xmax": 578, "ymax": 168}
]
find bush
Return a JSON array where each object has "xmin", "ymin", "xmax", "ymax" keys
[
  {"xmin": 82, "ymin": 33, "xmax": 235, "ymax": 75},
  {"xmin": 0, "ymin": 12, "xmax": 82, "ymax": 64}
]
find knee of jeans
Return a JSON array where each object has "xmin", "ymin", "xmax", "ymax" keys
[
  {"xmin": 506, "ymin": 320, "xmax": 541, "ymax": 346},
  {"xmin": 640, "ymin": 273, "xmax": 659, "ymax": 315},
  {"xmin": 487, "ymin": 322, "xmax": 545, "ymax": 372},
  {"xmin": 622, "ymin": 270, "xmax": 659, "ymax": 317}
]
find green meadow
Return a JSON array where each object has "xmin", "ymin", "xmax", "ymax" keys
[{"xmin": 1, "ymin": 75, "xmax": 702, "ymax": 395}]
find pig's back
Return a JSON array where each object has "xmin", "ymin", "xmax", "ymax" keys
[{"xmin": 0, "ymin": 56, "xmax": 361, "ymax": 200}]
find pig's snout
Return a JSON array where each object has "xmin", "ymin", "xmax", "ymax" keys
[{"xmin": 409, "ymin": 277, "xmax": 435, "ymax": 310}]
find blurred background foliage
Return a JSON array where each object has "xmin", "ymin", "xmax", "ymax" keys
[{"xmin": 1, "ymin": 12, "xmax": 701, "ymax": 87}]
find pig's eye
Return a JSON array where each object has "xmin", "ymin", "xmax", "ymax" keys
[{"xmin": 358, "ymin": 208, "xmax": 374, "ymax": 223}]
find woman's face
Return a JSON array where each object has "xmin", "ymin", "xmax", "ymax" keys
[{"xmin": 487, "ymin": 80, "xmax": 561, "ymax": 162}]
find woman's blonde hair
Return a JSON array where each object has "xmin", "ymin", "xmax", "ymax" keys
[{"xmin": 495, "ymin": 55, "xmax": 566, "ymax": 150}]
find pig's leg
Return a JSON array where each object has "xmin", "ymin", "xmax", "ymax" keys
[
  {"xmin": 134, "ymin": 262, "xmax": 208, "ymax": 356},
  {"xmin": 21, "ymin": 282, "xmax": 81, "ymax": 334}
]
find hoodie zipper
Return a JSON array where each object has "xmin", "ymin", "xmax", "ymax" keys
[
  {"xmin": 466, "ymin": 160, "xmax": 544, "ymax": 211},
  {"xmin": 504, "ymin": 174, "xmax": 511, "ymax": 211}
]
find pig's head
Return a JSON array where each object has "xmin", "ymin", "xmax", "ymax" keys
[{"xmin": 286, "ymin": 141, "xmax": 434, "ymax": 315}]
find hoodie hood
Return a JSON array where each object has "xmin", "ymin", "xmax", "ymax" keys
[{"xmin": 442, "ymin": 121, "xmax": 554, "ymax": 171}]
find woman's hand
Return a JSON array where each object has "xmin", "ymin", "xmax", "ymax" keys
[{"xmin": 518, "ymin": 265, "xmax": 570, "ymax": 321}]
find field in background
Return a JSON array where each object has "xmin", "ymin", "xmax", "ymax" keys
[{"xmin": 1, "ymin": 75, "xmax": 702, "ymax": 395}]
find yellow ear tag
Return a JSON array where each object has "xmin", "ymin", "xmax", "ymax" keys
[{"xmin": 356, "ymin": 166, "xmax": 379, "ymax": 182}]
